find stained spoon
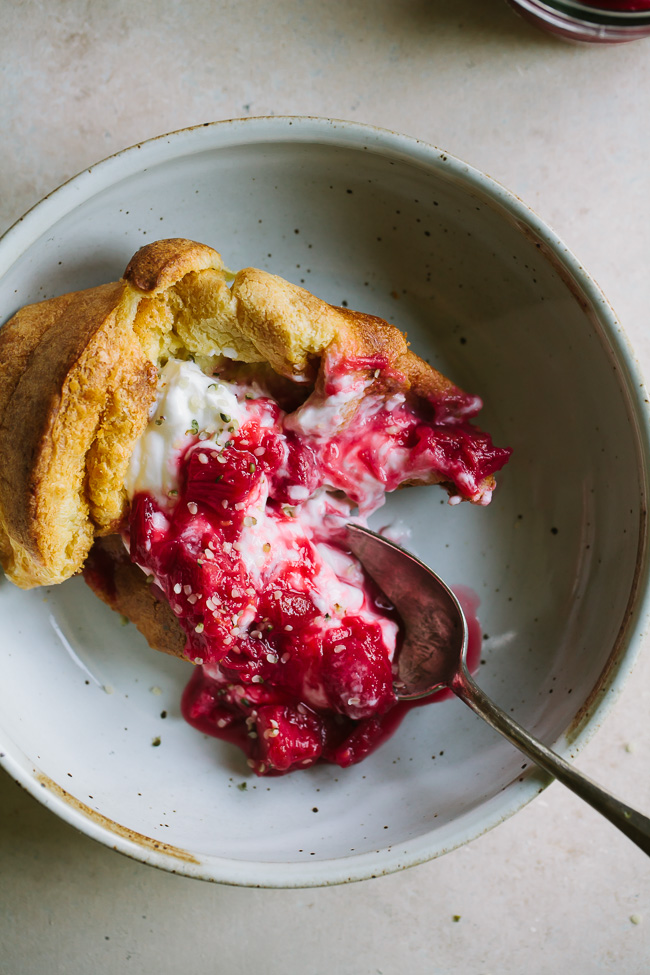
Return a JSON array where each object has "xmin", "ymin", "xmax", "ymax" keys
[{"xmin": 345, "ymin": 522, "xmax": 650, "ymax": 856}]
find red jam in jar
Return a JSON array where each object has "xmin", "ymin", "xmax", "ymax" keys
[{"xmin": 507, "ymin": 0, "xmax": 650, "ymax": 41}]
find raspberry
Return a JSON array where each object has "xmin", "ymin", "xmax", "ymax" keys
[
  {"xmin": 321, "ymin": 620, "xmax": 396, "ymax": 720},
  {"xmin": 253, "ymin": 704, "xmax": 324, "ymax": 773}
]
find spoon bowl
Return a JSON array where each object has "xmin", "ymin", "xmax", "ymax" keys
[
  {"xmin": 345, "ymin": 523, "xmax": 650, "ymax": 857},
  {"xmin": 344, "ymin": 522, "xmax": 468, "ymax": 699}
]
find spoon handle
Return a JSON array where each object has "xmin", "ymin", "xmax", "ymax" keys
[{"xmin": 452, "ymin": 668, "xmax": 650, "ymax": 856}]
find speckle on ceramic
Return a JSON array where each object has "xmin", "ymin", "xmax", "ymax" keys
[{"xmin": 0, "ymin": 117, "xmax": 649, "ymax": 888}]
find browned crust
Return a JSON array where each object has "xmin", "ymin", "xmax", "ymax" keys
[
  {"xmin": 328, "ymin": 305, "xmax": 457, "ymax": 401},
  {"xmin": 0, "ymin": 282, "xmax": 153, "ymax": 585},
  {"xmin": 0, "ymin": 291, "xmax": 79, "ymax": 419},
  {"xmin": 0, "ymin": 291, "xmax": 80, "ymax": 571},
  {"xmin": 230, "ymin": 269, "xmax": 458, "ymax": 404},
  {"xmin": 124, "ymin": 238, "xmax": 223, "ymax": 294},
  {"xmin": 83, "ymin": 535, "xmax": 187, "ymax": 659},
  {"xmin": 0, "ymin": 238, "xmax": 489, "ymax": 592},
  {"xmin": 0, "ymin": 240, "xmax": 227, "ymax": 587}
]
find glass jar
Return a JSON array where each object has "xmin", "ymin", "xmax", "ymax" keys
[{"xmin": 507, "ymin": 0, "xmax": 650, "ymax": 42}]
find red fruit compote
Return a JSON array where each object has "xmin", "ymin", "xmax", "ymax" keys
[{"xmin": 122, "ymin": 352, "xmax": 511, "ymax": 775}]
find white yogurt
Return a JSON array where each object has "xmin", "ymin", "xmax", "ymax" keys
[{"xmin": 125, "ymin": 359, "xmax": 246, "ymax": 505}]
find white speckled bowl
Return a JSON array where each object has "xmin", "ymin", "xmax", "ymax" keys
[{"xmin": 1, "ymin": 117, "xmax": 649, "ymax": 887}]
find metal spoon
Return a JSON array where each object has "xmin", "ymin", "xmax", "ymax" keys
[{"xmin": 345, "ymin": 522, "xmax": 650, "ymax": 856}]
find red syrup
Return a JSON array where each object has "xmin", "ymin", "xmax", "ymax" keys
[
  {"xmin": 127, "ymin": 356, "xmax": 510, "ymax": 775},
  {"xmin": 181, "ymin": 584, "xmax": 484, "ymax": 773}
]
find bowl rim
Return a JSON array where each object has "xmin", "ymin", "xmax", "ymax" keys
[{"xmin": 1, "ymin": 114, "xmax": 649, "ymax": 888}]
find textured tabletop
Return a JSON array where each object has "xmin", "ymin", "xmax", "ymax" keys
[{"xmin": 2, "ymin": 2, "xmax": 650, "ymax": 972}]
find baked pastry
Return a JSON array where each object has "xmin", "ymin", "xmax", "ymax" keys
[{"xmin": 0, "ymin": 238, "xmax": 511, "ymax": 774}]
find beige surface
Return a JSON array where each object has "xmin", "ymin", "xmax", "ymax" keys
[{"xmin": 2, "ymin": 1, "xmax": 650, "ymax": 971}]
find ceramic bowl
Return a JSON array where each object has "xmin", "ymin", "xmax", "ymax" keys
[{"xmin": 1, "ymin": 117, "xmax": 649, "ymax": 887}]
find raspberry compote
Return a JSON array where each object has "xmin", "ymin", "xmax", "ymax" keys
[{"xmin": 124, "ymin": 356, "xmax": 510, "ymax": 775}]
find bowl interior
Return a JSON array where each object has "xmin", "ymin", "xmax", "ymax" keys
[{"xmin": 0, "ymin": 122, "xmax": 645, "ymax": 885}]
